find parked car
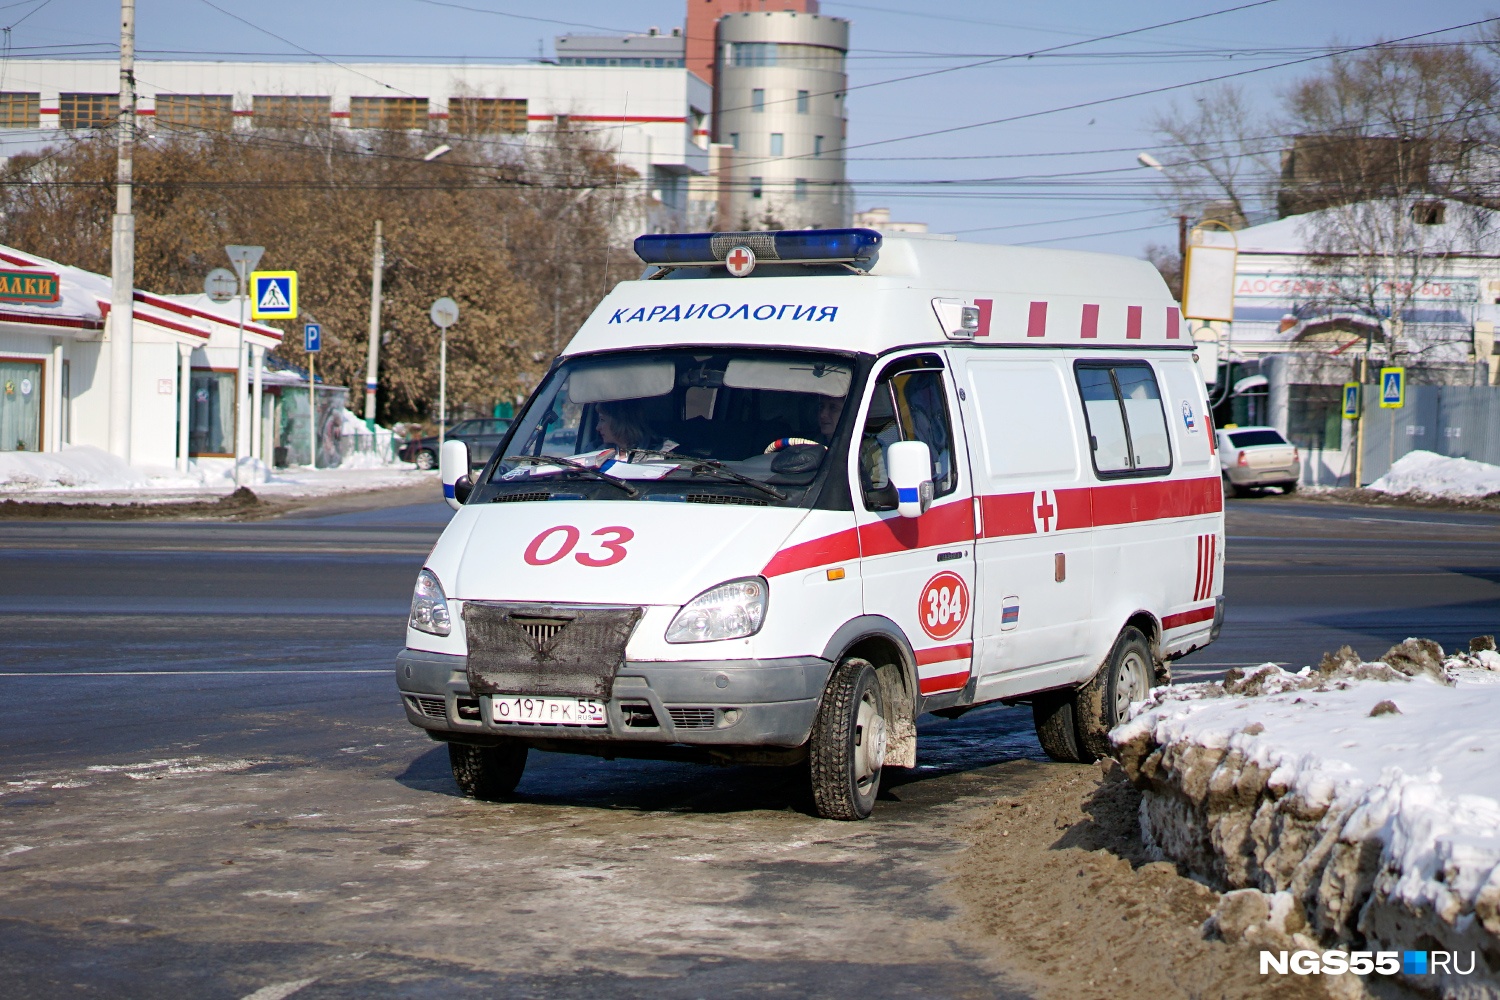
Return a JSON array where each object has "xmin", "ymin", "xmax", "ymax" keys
[
  {"xmin": 1217, "ymin": 425, "xmax": 1300, "ymax": 495},
  {"xmin": 400, "ymin": 419, "xmax": 511, "ymax": 470}
]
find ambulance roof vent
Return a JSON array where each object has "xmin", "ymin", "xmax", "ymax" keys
[{"xmin": 634, "ymin": 228, "xmax": 882, "ymax": 271}]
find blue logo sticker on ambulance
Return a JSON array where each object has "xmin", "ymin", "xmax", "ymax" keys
[
  {"xmin": 1000, "ymin": 596, "xmax": 1020, "ymax": 631},
  {"xmin": 1182, "ymin": 400, "xmax": 1197, "ymax": 431}
]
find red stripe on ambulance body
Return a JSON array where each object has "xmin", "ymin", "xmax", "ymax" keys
[
  {"xmin": 1163, "ymin": 604, "xmax": 1215, "ymax": 630},
  {"xmin": 1080, "ymin": 303, "xmax": 1100, "ymax": 339},
  {"xmin": 1126, "ymin": 305, "xmax": 1143, "ymax": 339},
  {"xmin": 761, "ymin": 526, "xmax": 861, "ymax": 578},
  {"xmin": 1167, "ymin": 306, "xmax": 1181, "ymax": 339},
  {"xmin": 915, "ymin": 642, "xmax": 973, "ymax": 666},
  {"xmin": 974, "ymin": 298, "xmax": 993, "ymax": 337},
  {"xmin": 1027, "ymin": 301, "xmax": 1048, "ymax": 338}
]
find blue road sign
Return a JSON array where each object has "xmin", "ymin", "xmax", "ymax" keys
[
  {"xmin": 1379, "ymin": 366, "xmax": 1405, "ymax": 409},
  {"xmin": 304, "ymin": 323, "xmax": 321, "ymax": 353},
  {"xmin": 250, "ymin": 270, "xmax": 297, "ymax": 320},
  {"xmin": 1341, "ymin": 382, "xmax": 1360, "ymax": 419}
]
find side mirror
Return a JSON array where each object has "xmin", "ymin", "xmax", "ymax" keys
[
  {"xmin": 440, "ymin": 439, "xmax": 472, "ymax": 510},
  {"xmin": 886, "ymin": 440, "xmax": 934, "ymax": 519}
]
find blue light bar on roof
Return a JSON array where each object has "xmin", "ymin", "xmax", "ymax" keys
[{"xmin": 634, "ymin": 228, "xmax": 882, "ymax": 267}]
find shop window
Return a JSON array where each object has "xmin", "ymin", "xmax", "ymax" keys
[
  {"xmin": 59, "ymin": 93, "xmax": 118, "ymax": 130},
  {"xmin": 349, "ymin": 96, "xmax": 430, "ymax": 130},
  {"xmin": 449, "ymin": 97, "xmax": 528, "ymax": 134},
  {"xmin": 1288, "ymin": 384, "xmax": 1343, "ymax": 452},
  {"xmin": 1074, "ymin": 362, "xmax": 1173, "ymax": 477},
  {"xmin": 189, "ymin": 370, "xmax": 236, "ymax": 457},
  {"xmin": 0, "ymin": 358, "xmax": 43, "ymax": 452},
  {"xmin": 253, "ymin": 95, "xmax": 331, "ymax": 128},
  {"xmin": 0, "ymin": 92, "xmax": 39, "ymax": 128}
]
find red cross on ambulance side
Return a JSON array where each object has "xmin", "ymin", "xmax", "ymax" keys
[{"xmin": 1032, "ymin": 489, "xmax": 1058, "ymax": 533}]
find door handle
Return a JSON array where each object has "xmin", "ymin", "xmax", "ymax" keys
[{"xmin": 937, "ymin": 550, "xmax": 965, "ymax": 562}]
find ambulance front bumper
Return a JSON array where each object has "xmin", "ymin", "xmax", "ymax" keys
[{"xmin": 396, "ymin": 648, "xmax": 832, "ymax": 748}]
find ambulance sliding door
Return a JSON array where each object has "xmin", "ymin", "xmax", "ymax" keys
[
  {"xmin": 851, "ymin": 353, "xmax": 977, "ymax": 700},
  {"xmin": 954, "ymin": 352, "xmax": 1094, "ymax": 697}
]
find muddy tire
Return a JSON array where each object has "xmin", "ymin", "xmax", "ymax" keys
[
  {"xmin": 449, "ymin": 742, "xmax": 527, "ymax": 801},
  {"xmin": 414, "ymin": 449, "xmax": 437, "ymax": 470},
  {"xmin": 1074, "ymin": 627, "xmax": 1154, "ymax": 762},
  {"xmin": 1031, "ymin": 690, "xmax": 1086, "ymax": 763},
  {"xmin": 808, "ymin": 657, "xmax": 886, "ymax": 820}
]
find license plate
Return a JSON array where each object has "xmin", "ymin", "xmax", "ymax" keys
[{"xmin": 489, "ymin": 695, "xmax": 606, "ymax": 726}]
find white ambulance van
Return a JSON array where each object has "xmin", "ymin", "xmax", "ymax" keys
[{"xmin": 397, "ymin": 228, "xmax": 1224, "ymax": 820}]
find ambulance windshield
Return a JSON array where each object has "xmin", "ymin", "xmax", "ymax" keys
[{"xmin": 482, "ymin": 348, "xmax": 857, "ymax": 505}]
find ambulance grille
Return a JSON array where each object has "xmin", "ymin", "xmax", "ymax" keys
[
  {"xmin": 511, "ymin": 618, "xmax": 569, "ymax": 644},
  {"xmin": 686, "ymin": 494, "xmax": 768, "ymax": 507},
  {"xmin": 490, "ymin": 492, "xmax": 552, "ymax": 504},
  {"xmin": 668, "ymin": 707, "xmax": 717, "ymax": 730},
  {"xmin": 408, "ymin": 695, "xmax": 447, "ymax": 720}
]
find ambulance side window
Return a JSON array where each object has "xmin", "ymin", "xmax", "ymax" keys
[
  {"xmin": 1074, "ymin": 362, "xmax": 1173, "ymax": 478},
  {"xmin": 860, "ymin": 360, "xmax": 957, "ymax": 511}
]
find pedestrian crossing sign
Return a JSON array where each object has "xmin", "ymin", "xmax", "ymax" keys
[
  {"xmin": 1379, "ymin": 366, "xmax": 1405, "ymax": 409},
  {"xmin": 1341, "ymin": 382, "xmax": 1360, "ymax": 419},
  {"xmin": 250, "ymin": 270, "xmax": 297, "ymax": 320}
]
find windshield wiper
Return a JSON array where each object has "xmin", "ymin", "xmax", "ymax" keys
[
  {"xmin": 502, "ymin": 456, "xmax": 639, "ymax": 497},
  {"xmin": 688, "ymin": 460, "xmax": 787, "ymax": 501}
]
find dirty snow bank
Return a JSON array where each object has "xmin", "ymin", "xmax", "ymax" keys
[
  {"xmin": 0, "ymin": 445, "xmax": 195, "ymax": 493},
  {"xmin": 1369, "ymin": 450, "xmax": 1500, "ymax": 499},
  {"xmin": 1113, "ymin": 638, "xmax": 1500, "ymax": 999}
]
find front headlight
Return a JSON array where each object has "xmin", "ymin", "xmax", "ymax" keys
[
  {"xmin": 665, "ymin": 577, "xmax": 768, "ymax": 643},
  {"xmin": 410, "ymin": 568, "xmax": 452, "ymax": 636}
]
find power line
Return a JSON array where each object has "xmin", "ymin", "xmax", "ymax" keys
[{"xmin": 734, "ymin": 14, "xmax": 1500, "ymax": 172}]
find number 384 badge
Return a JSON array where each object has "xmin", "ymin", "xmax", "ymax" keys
[{"xmin": 919, "ymin": 571, "xmax": 969, "ymax": 641}]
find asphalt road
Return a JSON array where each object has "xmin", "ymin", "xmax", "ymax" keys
[{"xmin": 2, "ymin": 492, "xmax": 1497, "ymax": 999}]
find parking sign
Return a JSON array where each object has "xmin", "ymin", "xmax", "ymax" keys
[
  {"xmin": 1341, "ymin": 382, "xmax": 1360, "ymax": 419},
  {"xmin": 1379, "ymin": 367, "xmax": 1405, "ymax": 409},
  {"xmin": 304, "ymin": 323, "xmax": 321, "ymax": 353}
]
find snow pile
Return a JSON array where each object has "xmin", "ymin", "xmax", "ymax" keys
[
  {"xmin": 335, "ymin": 408, "xmax": 406, "ymax": 469},
  {"xmin": 1369, "ymin": 449, "xmax": 1500, "ymax": 499},
  {"xmin": 1113, "ymin": 638, "xmax": 1500, "ymax": 997},
  {"xmin": 0, "ymin": 446, "xmax": 192, "ymax": 493}
]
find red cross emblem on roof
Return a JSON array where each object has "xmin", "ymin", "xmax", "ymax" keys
[{"xmin": 725, "ymin": 244, "xmax": 757, "ymax": 277}]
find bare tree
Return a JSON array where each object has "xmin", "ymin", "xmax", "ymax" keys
[
  {"xmin": 1147, "ymin": 83, "xmax": 1281, "ymax": 229},
  {"xmin": 1284, "ymin": 43, "xmax": 1499, "ymax": 373}
]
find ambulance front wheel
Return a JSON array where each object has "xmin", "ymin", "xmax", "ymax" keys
[
  {"xmin": 1074, "ymin": 627, "xmax": 1154, "ymax": 762},
  {"xmin": 808, "ymin": 657, "xmax": 886, "ymax": 821},
  {"xmin": 449, "ymin": 742, "xmax": 528, "ymax": 801}
]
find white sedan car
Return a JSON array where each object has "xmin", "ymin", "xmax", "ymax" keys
[{"xmin": 1217, "ymin": 425, "xmax": 1300, "ymax": 496}]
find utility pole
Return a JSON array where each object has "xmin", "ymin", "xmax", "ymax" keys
[
  {"xmin": 107, "ymin": 0, "xmax": 136, "ymax": 462},
  {"xmin": 363, "ymin": 220, "xmax": 383, "ymax": 422}
]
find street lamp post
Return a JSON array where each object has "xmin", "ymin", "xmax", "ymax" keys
[
  {"xmin": 225, "ymin": 245, "xmax": 264, "ymax": 488},
  {"xmin": 430, "ymin": 297, "xmax": 459, "ymax": 450}
]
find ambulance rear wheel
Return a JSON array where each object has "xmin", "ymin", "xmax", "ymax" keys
[
  {"xmin": 449, "ymin": 742, "xmax": 528, "ymax": 801},
  {"xmin": 808, "ymin": 657, "xmax": 886, "ymax": 821},
  {"xmin": 1074, "ymin": 627, "xmax": 1154, "ymax": 761},
  {"xmin": 1031, "ymin": 690, "xmax": 1085, "ymax": 763}
]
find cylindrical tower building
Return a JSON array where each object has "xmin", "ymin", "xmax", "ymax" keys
[{"xmin": 714, "ymin": 10, "xmax": 849, "ymax": 230}]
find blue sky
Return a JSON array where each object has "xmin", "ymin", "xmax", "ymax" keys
[{"xmin": 6, "ymin": 1, "xmax": 1497, "ymax": 257}]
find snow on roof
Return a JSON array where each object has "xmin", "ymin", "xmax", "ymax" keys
[
  {"xmin": 1231, "ymin": 198, "xmax": 1500, "ymax": 257},
  {"xmin": 154, "ymin": 292, "xmax": 284, "ymax": 342}
]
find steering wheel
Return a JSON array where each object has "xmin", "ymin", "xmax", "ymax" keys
[{"xmin": 764, "ymin": 437, "xmax": 823, "ymax": 454}]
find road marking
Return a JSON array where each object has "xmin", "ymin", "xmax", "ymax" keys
[
  {"xmin": 0, "ymin": 669, "xmax": 390, "ymax": 677},
  {"xmin": 1348, "ymin": 515, "xmax": 1476, "ymax": 527},
  {"xmin": 240, "ymin": 979, "xmax": 317, "ymax": 1000}
]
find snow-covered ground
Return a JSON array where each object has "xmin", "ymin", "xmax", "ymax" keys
[
  {"xmin": 1369, "ymin": 449, "xmax": 1500, "ymax": 499},
  {"xmin": 0, "ymin": 443, "xmax": 430, "ymax": 502},
  {"xmin": 1114, "ymin": 641, "xmax": 1500, "ymax": 998}
]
